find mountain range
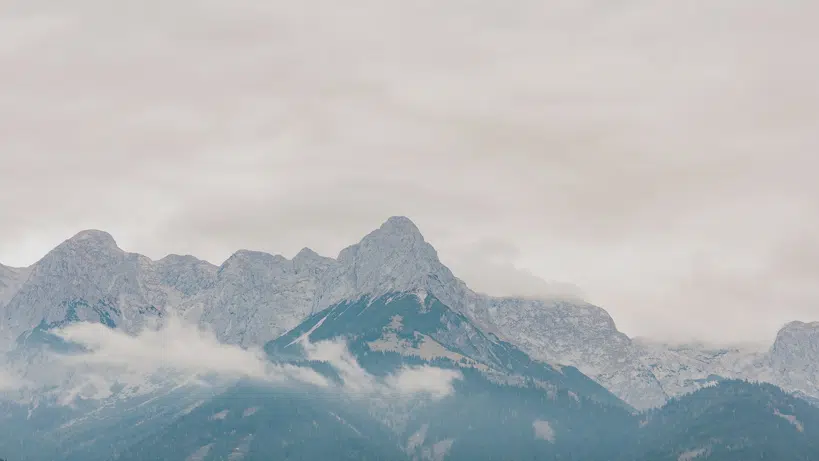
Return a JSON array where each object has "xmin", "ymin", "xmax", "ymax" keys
[
  {"xmin": 1, "ymin": 216, "xmax": 818, "ymax": 460},
  {"xmin": 2, "ymin": 217, "xmax": 817, "ymax": 408}
]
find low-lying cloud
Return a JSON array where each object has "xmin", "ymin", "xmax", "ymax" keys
[
  {"xmin": 53, "ymin": 318, "xmax": 330, "ymax": 388},
  {"xmin": 301, "ymin": 336, "xmax": 462, "ymax": 399},
  {"xmin": 3, "ymin": 318, "xmax": 462, "ymax": 405},
  {"xmin": 384, "ymin": 366, "xmax": 462, "ymax": 399}
]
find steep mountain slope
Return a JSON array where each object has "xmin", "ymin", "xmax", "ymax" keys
[
  {"xmin": 116, "ymin": 383, "xmax": 408, "ymax": 461},
  {"xmin": 0, "ymin": 377, "xmax": 224, "ymax": 461},
  {"xmin": 625, "ymin": 380, "xmax": 819, "ymax": 461},
  {"xmin": 117, "ymin": 293, "xmax": 637, "ymax": 461},
  {"xmin": 1, "ymin": 231, "xmax": 159, "ymax": 348},
  {"xmin": 311, "ymin": 217, "xmax": 465, "ymax": 313},
  {"xmin": 267, "ymin": 292, "xmax": 639, "ymax": 459},
  {"xmin": 267, "ymin": 293, "xmax": 626, "ymax": 409},
  {"xmin": 0, "ymin": 231, "xmax": 216, "ymax": 350},
  {"xmin": 486, "ymin": 297, "xmax": 667, "ymax": 409},
  {"xmin": 119, "ymin": 375, "xmax": 637, "ymax": 461},
  {"xmin": 399, "ymin": 370, "xmax": 635, "ymax": 461},
  {"xmin": 770, "ymin": 321, "xmax": 819, "ymax": 398}
]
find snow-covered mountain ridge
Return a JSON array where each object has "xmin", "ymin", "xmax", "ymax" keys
[
  {"xmin": 1, "ymin": 216, "xmax": 817, "ymax": 410},
  {"xmin": 635, "ymin": 321, "xmax": 819, "ymax": 403},
  {"xmin": 0, "ymin": 230, "xmax": 217, "ymax": 349}
]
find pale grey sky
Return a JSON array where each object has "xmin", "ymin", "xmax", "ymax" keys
[{"xmin": 1, "ymin": 0, "xmax": 817, "ymax": 344}]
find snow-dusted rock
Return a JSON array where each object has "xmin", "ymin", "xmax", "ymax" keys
[
  {"xmin": 154, "ymin": 254, "xmax": 218, "ymax": 299},
  {"xmin": 0, "ymin": 230, "xmax": 212, "ymax": 348},
  {"xmin": 313, "ymin": 217, "xmax": 475, "ymax": 319},
  {"xmin": 635, "ymin": 322, "xmax": 819, "ymax": 404},
  {"xmin": 486, "ymin": 298, "xmax": 667, "ymax": 409},
  {"xmin": 634, "ymin": 339, "xmax": 772, "ymax": 398},
  {"xmin": 182, "ymin": 249, "xmax": 337, "ymax": 348}
]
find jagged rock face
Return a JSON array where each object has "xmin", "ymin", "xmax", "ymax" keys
[
  {"xmin": 487, "ymin": 298, "xmax": 668, "ymax": 410},
  {"xmin": 317, "ymin": 217, "xmax": 447, "ymax": 305},
  {"xmin": 179, "ymin": 217, "xmax": 473, "ymax": 349},
  {"xmin": 770, "ymin": 322, "xmax": 819, "ymax": 396},
  {"xmin": 0, "ymin": 230, "xmax": 214, "ymax": 349},
  {"xmin": 153, "ymin": 254, "xmax": 218, "ymax": 298},
  {"xmin": 313, "ymin": 217, "xmax": 472, "ymax": 317},
  {"xmin": 182, "ymin": 249, "xmax": 337, "ymax": 348},
  {"xmin": 635, "ymin": 324, "xmax": 819, "ymax": 405},
  {"xmin": 634, "ymin": 339, "xmax": 773, "ymax": 398},
  {"xmin": 2, "ymin": 230, "xmax": 153, "ymax": 341}
]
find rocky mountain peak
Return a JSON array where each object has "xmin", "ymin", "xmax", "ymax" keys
[
  {"xmin": 63, "ymin": 229, "xmax": 119, "ymax": 249},
  {"xmin": 294, "ymin": 247, "xmax": 321, "ymax": 261},
  {"xmin": 778, "ymin": 320, "xmax": 819, "ymax": 335},
  {"xmin": 377, "ymin": 215, "xmax": 424, "ymax": 236},
  {"xmin": 338, "ymin": 216, "xmax": 436, "ymax": 263},
  {"xmin": 293, "ymin": 248, "xmax": 337, "ymax": 275},
  {"xmin": 319, "ymin": 217, "xmax": 455, "ymax": 309},
  {"xmin": 38, "ymin": 229, "xmax": 125, "ymax": 272},
  {"xmin": 219, "ymin": 250, "xmax": 287, "ymax": 273},
  {"xmin": 154, "ymin": 254, "xmax": 218, "ymax": 297},
  {"xmin": 771, "ymin": 321, "xmax": 819, "ymax": 360},
  {"xmin": 157, "ymin": 253, "xmax": 211, "ymax": 265}
]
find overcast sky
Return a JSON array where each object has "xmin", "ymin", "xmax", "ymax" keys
[{"xmin": 1, "ymin": 0, "xmax": 817, "ymax": 345}]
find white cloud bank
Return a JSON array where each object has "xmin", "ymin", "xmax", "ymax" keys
[{"xmin": 5, "ymin": 318, "xmax": 462, "ymax": 404}]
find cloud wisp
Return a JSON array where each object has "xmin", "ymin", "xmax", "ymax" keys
[
  {"xmin": 52, "ymin": 317, "xmax": 329, "ymax": 387},
  {"xmin": 2, "ymin": 317, "xmax": 462, "ymax": 404},
  {"xmin": 301, "ymin": 337, "xmax": 463, "ymax": 400}
]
